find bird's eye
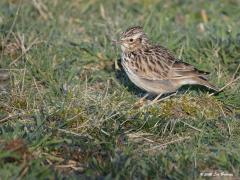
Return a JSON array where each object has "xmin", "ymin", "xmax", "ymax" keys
[{"xmin": 129, "ymin": 38, "xmax": 133, "ymax": 42}]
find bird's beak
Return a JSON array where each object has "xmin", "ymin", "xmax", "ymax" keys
[{"xmin": 112, "ymin": 39, "xmax": 122, "ymax": 46}]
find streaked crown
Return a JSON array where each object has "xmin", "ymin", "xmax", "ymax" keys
[{"xmin": 120, "ymin": 26, "xmax": 145, "ymax": 39}]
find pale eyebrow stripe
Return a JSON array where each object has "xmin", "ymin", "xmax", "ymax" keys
[{"xmin": 123, "ymin": 32, "xmax": 143, "ymax": 39}]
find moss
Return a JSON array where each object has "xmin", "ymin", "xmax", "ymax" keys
[{"xmin": 158, "ymin": 95, "xmax": 229, "ymax": 120}]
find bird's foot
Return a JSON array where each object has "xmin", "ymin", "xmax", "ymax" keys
[{"xmin": 134, "ymin": 93, "xmax": 149, "ymax": 108}]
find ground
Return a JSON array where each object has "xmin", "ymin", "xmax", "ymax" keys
[{"xmin": 0, "ymin": 0, "xmax": 240, "ymax": 179}]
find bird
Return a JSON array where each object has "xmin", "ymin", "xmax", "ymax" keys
[{"xmin": 115, "ymin": 26, "xmax": 218, "ymax": 102}]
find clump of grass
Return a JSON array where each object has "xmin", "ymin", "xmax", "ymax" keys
[{"xmin": 159, "ymin": 94, "xmax": 229, "ymax": 119}]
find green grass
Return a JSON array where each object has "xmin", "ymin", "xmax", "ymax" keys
[{"xmin": 0, "ymin": 0, "xmax": 240, "ymax": 179}]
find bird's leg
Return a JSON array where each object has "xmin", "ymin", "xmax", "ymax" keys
[
  {"xmin": 148, "ymin": 93, "xmax": 163, "ymax": 106},
  {"xmin": 134, "ymin": 93, "xmax": 150, "ymax": 106},
  {"xmin": 149, "ymin": 91, "xmax": 178, "ymax": 106},
  {"xmin": 139, "ymin": 93, "xmax": 150, "ymax": 101},
  {"xmin": 155, "ymin": 92, "xmax": 177, "ymax": 103}
]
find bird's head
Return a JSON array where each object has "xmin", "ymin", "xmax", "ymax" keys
[{"xmin": 115, "ymin": 26, "xmax": 150, "ymax": 52}]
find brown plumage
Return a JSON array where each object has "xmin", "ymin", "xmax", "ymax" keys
[{"xmin": 118, "ymin": 26, "xmax": 218, "ymax": 95}]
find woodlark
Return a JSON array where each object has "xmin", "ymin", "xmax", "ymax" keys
[{"xmin": 116, "ymin": 26, "xmax": 218, "ymax": 99}]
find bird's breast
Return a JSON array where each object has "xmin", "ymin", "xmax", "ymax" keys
[{"xmin": 121, "ymin": 52, "xmax": 177, "ymax": 95}]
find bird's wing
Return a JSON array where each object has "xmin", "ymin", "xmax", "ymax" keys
[
  {"xmin": 126, "ymin": 45, "xmax": 209, "ymax": 81},
  {"xmin": 171, "ymin": 61, "xmax": 209, "ymax": 80}
]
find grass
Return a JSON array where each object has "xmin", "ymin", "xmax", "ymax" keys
[{"xmin": 0, "ymin": 0, "xmax": 240, "ymax": 179}]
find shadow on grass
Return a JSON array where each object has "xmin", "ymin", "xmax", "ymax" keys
[
  {"xmin": 178, "ymin": 84, "xmax": 217, "ymax": 94},
  {"xmin": 114, "ymin": 58, "xmax": 146, "ymax": 96}
]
